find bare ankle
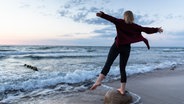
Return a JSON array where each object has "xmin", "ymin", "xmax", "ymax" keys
[{"xmin": 117, "ymin": 88, "xmax": 125, "ymax": 95}]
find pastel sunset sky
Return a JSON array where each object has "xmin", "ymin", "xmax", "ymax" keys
[{"xmin": 0, "ymin": 0, "xmax": 184, "ymax": 47}]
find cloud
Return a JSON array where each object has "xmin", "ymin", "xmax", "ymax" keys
[
  {"xmin": 58, "ymin": 6, "xmax": 108, "ymax": 25},
  {"xmin": 58, "ymin": 32, "xmax": 90, "ymax": 38},
  {"xmin": 58, "ymin": 1, "xmax": 158, "ymax": 39},
  {"xmin": 92, "ymin": 26, "xmax": 116, "ymax": 38},
  {"xmin": 170, "ymin": 31, "xmax": 184, "ymax": 36},
  {"xmin": 57, "ymin": 0, "xmax": 162, "ymax": 40},
  {"xmin": 167, "ymin": 31, "xmax": 184, "ymax": 40},
  {"xmin": 58, "ymin": 1, "xmax": 156, "ymax": 26},
  {"xmin": 134, "ymin": 14, "xmax": 155, "ymax": 25},
  {"xmin": 58, "ymin": 0, "xmax": 124, "ymax": 25},
  {"xmin": 165, "ymin": 14, "xmax": 184, "ymax": 20}
]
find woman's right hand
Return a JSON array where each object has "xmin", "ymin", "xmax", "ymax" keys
[
  {"xmin": 158, "ymin": 27, "xmax": 163, "ymax": 33},
  {"xmin": 96, "ymin": 11, "xmax": 104, "ymax": 17}
]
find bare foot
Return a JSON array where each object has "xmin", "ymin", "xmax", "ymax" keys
[
  {"xmin": 117, "ymin": 88, "xmax": 125, "ymax": 95},
  {"xmin": 90, "ymin": 82, "xmax": 101, "ymax": 90}
]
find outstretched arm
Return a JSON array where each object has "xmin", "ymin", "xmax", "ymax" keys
[
  {"xmin": 96, "ymin": 11, "xmax": 118, "ymax": 24},
  {"xmin": 141, "ymin": 26, "xmax": 163, "ymax": 34}
]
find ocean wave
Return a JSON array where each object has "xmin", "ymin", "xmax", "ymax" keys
[
  {"xmin": 0, "ymin": 51, "xmax": 75, "ymax": 57},
  {"xmin": 0, "ymin": 46, "xmax": 107, "ymax": 57},
  {"xmin": 0, "ymin": 49, "xmax": 16, "ymax": 52},
  {"xmin": 0, "ymin": 56, "xmax": 8, "ymax": 60},
  {"xmin": 28, "ymin": 46, "xmax": 59, "ymax": 50},
  {"xmin": 0, "ymin": 61, "xmax": 177, "ymax": 94},
  {"xmin": 0, "ymin": 69, "xmax": 99, "ymax": 102},
  {"xmin": 0, "ymin": 61, "xmax": 182, "ymax": 103},
  {"xmin": 15, "ymin": 54, "xmax": 106, "ymax": 60},
  {"xmin": 162, "ymin": 48, "xmax": 184, "ymax": 52},
  {"xmin": 0, "ymin": 69, "xmax": 98, "ymax": 91},
  {"xmin": 27, "ymin": 46, "xmax": 100, "ymax": 53}
]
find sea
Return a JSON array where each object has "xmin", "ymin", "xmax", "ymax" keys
[{"xmin": 0, "ymin": 45, "xmax": 184, "ymax": 103}]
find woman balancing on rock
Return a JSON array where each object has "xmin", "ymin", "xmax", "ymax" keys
[{"xmin": 90, "ymin": 10, "xmax": 163, "ymax": 94}]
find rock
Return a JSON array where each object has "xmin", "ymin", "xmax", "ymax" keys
[
  {"xmin": 32, "ymin": 67, "xmax": 38, "ymax": 71},
  {"xmin": 24, "ymin": 64, "xmax": 38, "ymax": 71},
  {"xmin": 104, "ymin": 89, "xmax": 132, "ymax": 104}
]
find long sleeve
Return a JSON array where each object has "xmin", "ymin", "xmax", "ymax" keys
[
  {"xmin": 140, "ymin": 26, "xmax": 159, "ymax": 34},
  {"xmin": 100, "ymin": 13, "xmax": 118, "ymax": 24}
]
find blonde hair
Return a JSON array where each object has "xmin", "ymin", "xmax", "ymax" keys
[{"xmin": 124, "ymin": 10, "xmax": 134, "ymax": 24}]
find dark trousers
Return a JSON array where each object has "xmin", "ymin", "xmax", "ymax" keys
[{"xmin": 101, "ymin": 42, "xmax": 131, "ymax": 83}]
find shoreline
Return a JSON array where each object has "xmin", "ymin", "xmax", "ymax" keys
[
  {"xmin": 10, "ymin": 65, "xmax": 184, "ymax": 104},
  {"xmin": 129, "ymin": 67, "xmax": 184, "ymax": 104},
  {"xmin": 107, "ymin": 65, "xmax": 184, "ymax": 104}
]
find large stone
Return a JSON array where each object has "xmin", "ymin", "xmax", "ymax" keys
[{"xmin": 104, "ymin": 89, "xmax": 132, "ymax": 104}]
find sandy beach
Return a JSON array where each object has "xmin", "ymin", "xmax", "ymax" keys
[
  {"xmin": 17, "ymin": 64, "xmax": 184, "ymax": 104},
  {"xmin": 110, "ymin": 65, "xmax": 184, "ymax": 104}
]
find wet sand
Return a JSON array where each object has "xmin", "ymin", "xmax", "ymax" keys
[
  {"xmin": 130, "ymin": 66, "xmax": 184, "ymax": 104},
  {"xmin": 108, "ymin": 65, "xmax": 184, "ymax": 104},
  {"xmin": 19, "ymin": 65, "xmax": 184, "ymax": 104}
]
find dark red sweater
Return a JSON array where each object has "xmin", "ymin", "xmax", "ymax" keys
[{"xmin": 100, "ymin": 13, "xmax": 159, "ymax": 49}]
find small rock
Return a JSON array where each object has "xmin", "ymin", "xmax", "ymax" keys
[{"xmin": 104, "ymin": 89, "xmax": 132, "ymax": 104}]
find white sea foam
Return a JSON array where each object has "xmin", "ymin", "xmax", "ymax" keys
[
  {"xmin": 0, "ymin": 59, "xmax": 180, "ymax": 96},
  {"xmin": 0, "ymin": 69, "xmax": 99, "ymax": 93}
]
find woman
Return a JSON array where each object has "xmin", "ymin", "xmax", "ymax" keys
[{"xmin": 90, "ymin": 10, "xmax": 163, "ymax": 95}]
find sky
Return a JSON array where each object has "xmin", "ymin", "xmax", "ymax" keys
[{"xmin": 0, "ymin": 0, "xmax": 184, "ymax": 47}]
